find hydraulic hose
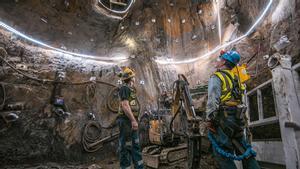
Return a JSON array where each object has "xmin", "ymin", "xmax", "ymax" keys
[
  {"xmin": 82, "ymin": 121, "xmax": 103, "ymax": 153},
  {"xmin": 82, "ymin": 120, "xmax": 118, "ymax": 153},
  {"xmin": 0, "ymin": 83, "xmax": 6, "ymax": 110},
  {"xmin": 169, "ymin": 103, "xmax": 187, "ymax": 137}
]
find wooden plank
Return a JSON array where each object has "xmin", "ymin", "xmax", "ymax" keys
[
  {"xmin": 257, "ymin": 89, "xmax": 263, "ymax": 121},
  {"xmin": 292, "ymin": 63, "xmax": 300, "ymax": 165},
  {"xmin": 252, "ymin": 141, "xmax": 286, "ymax": 165},
  {"xmin": 292, "ymin": 62, "xmax": 300, "ymax": 70},
  {"xmin": 247, "ymin": 79, "xmax": 272, "ymax": 96},
  {"xmin": 249, "ymin": 116, "xmax": 279, "ymax": 127},
  {"xmin": 271, "ymin": 55, "xmax": 300, "ymax": 169}
]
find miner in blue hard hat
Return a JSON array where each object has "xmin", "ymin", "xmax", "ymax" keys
[{"xmin": 206, "ymin": 50, "xmax": 261, "ymax": 169}]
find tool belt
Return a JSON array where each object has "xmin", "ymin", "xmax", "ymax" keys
[
  {"xmin": 218, "ymin": 105, "xmax": 247, "ymax": 138},
  {"xmin": 209, "ymin": 105, "xmax": 254, "ymax": 159},
  {"xmin": 220, "ymin": 104, "xmax": 246, "ymax": 121}
]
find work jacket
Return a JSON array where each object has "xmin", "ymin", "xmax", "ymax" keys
[
  {"xmin": 118, "ymin": 84, "xmax": 140, "ymax": 118},
  {"xmin": 206, "ymin": 69, "xmax": 245, "ymax": 120}
]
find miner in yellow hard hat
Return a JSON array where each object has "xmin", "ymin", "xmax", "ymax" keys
[{"xmin": 117, "ymin": 67, "xmax": 143, "ymax": 169}]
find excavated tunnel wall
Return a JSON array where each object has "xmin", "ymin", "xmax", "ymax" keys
[{"xmin": 0, "ymin": 0, "xmax": 299, "ymax": 167}]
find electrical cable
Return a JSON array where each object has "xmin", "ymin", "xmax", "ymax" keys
[
  {"xmin": 0, "ymin": 83, "xmax": 6, "ymax": 110},
  {"xmin": 82, "ymin": 121, "xmax": 103, "ymax": 153},
  {"xmin": 106, "ymin": 87, "xmax": 120, "ymax": 113},
  {"xmin": 86, "ymin": 83, "xmax": 97, "ymax": 112},
  {"xmin": 82, "ymin": 120, "xmax": 118, "ymax": 152}
]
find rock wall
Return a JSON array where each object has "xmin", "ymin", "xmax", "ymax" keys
[{"xmin": 0, "ymin": 35, "xmax": 121, "ymax": 165}]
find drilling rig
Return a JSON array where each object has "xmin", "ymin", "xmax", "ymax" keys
[{"xmin": 143, "ymin": 74, "xmax": 204, "ymax": 169}]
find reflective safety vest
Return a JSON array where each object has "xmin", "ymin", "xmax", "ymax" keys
[
  {"xmin": 214, "ymin": 70, "xmax": 245, "ymax": 106},
  {"xmin": 118, "ymin": 85, "xmax": 140, "ymax": 117}
]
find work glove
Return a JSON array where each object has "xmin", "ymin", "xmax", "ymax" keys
[
  {"xmin": 206, "ymin": 121, "xmax": 217, "ymax": 133},
  {"xmin": 206, "ymin": 111, "xmax": 220, "ymax": 133}
]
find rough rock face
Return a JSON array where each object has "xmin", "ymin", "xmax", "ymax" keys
[
  {"xmin": 0, "ymin": 39, "xmax": 119, "ymax": 165},
  {"xmin": 0, "ymin": 0, "xmax": 299, "ymax": 168}
]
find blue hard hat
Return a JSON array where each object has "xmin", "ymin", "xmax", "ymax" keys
[{"xmin": 220, "ymin": 51, "xmax": 240, "ymax": 65}]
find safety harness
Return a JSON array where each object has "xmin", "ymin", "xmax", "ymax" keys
[
  {"xmin": 209, "ymin": 69, "xmax": 256, "ymax": 160},
  {"xmin": 208, "ymin": 132, "xmax": 256, "ymax": 161},
  {"xmin": 118, "ymin": 84, "xmax": 140, "ymax": 117},
  {"xmin": 214, "ymin": 69, "xmax": 245, "ymax": 106}
]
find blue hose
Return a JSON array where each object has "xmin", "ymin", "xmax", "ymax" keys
[{"xmin": 208, "ymin": 132, "xmax": 256, "ymax": 161}]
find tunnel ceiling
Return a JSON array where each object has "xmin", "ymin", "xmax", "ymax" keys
[
  {"xmin": 0, "ymin": 0, "xmax": 255, "ymax": 62},
  {"xmin": 0, "ymin": 0, "xmax": 299, "ymax": 84}
]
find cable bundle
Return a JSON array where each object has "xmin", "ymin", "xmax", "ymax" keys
[{"xmin": 82, "ymin": 121, "xmax": 103, "ymax": 153}]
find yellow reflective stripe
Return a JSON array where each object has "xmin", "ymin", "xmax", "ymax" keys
[
  {"xmin": 223, "ymin": 72, "xmax": 234, "ymax": 102},
  {"xmin": 221, "ymin": 92, "xmax": 231, "ymax": 102},
  {"xmin": 214, "ymin": 72, "xmax": 227, "ymax": 94},
  {"xmin": 214, "ymin": 71, "xmax": 234, "ymax": 103}
]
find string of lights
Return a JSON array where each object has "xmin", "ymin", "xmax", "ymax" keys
[
  {"xmin": 155, "ymin": 0, "xmax": 274, "ymax": 65},
  {"xmin": 217, "ymin": 0, "xmax": 222, "ymax": 45},
  {"xmin": 0, "ymin": 0, "xmax": 273, "ymax": 66},
  {"xmin": 0, "ymin": 21, "xmax": 128, "ymax": 65}
]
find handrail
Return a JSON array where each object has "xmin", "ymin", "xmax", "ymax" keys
[
  {"xmin": 293, "ymin": 62, "xmax": 300, "ymax": 71},
  {"xmin": 247, "ymin": 79, "xmax": 272, "ymax": 96}
]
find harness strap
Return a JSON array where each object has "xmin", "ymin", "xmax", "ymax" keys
[{"xmin": 214, "ymin": 71, "xmax": 233, "ymax": 102}]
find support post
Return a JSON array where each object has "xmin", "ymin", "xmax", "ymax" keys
[{"xmin": 270, "ymin": 54, "xmax": 300, "ymax": 169}]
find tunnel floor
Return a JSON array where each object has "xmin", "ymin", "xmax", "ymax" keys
[{"xmin": 2, "ymin": 158, "xmax": 188, "ymax": 169}]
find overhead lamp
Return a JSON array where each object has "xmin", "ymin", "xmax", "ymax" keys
[{"xmin": 0, "ymin": 21, "xmax": 128, "ymax": 65}]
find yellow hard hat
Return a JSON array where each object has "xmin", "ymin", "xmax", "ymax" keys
[{"xmin": 121, "ymin": 67, "xmax": 135, "ymax": 80}]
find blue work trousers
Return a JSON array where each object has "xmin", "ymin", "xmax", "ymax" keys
[
  {"xmin": 212, "ymin": 114, "xmax": 260, "ymax": 169},
  {"xmin": 118, "ymin": 116, "xmax": 144, "ymax": 169}
]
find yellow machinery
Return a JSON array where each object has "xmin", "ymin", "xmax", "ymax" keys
[
  {"xmin": 232, "ymin": 64, "xmax": 251, "ymax": 83},
  {"xmin": 143, "ymin": 74, "xmax": 203, "ymax": 169}
]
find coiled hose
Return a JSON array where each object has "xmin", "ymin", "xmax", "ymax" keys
[
  {"xmin": 82, "ymin": 120, "xmax": 118, "ymax": 153},
  {"xmin": 208, "ymin": 131, "xmax": 256, "ymax": 161},
  {"xmin": 82, "ymin": 121, "xmax": 103, "ymax": 153}
]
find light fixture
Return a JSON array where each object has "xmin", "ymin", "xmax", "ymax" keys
[
  {"xmin": 0, "ymin": 21, "xmax": 128, "ymax": 65},
  {"xmin": 217, "ymin": 0, "xmax": 222, "ymax": 44},
  {"xmin": 124, "ymin": 37, "xmax": 137, "ymax": 50}
]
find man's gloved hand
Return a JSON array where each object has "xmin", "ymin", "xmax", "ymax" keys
[
  {"xmin": 206, "ymin": 111, "xmax": 220, "ymax": 133},
  {"xmin": 206, "ymin": 120, "xmax": 217, "ymax": 133}
]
